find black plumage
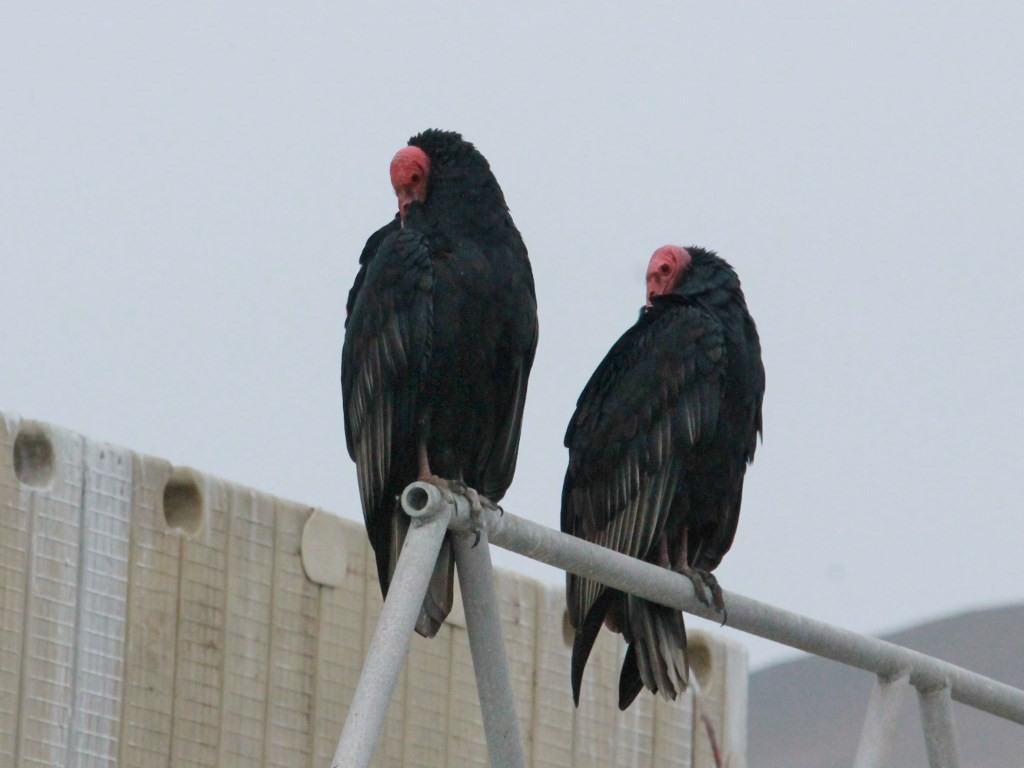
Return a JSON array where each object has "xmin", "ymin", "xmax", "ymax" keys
[
  {"xmin": 342, "ymin": 130, "xmax": 538, "ymax": 637},
  {"xmin": 562, "ymin": 245, "xmax": 764, "ymax": 709}
]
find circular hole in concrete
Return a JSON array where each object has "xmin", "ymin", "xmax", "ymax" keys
[
  {"xmin": 562, "ymin": 607, "xmax": 575, "ymax": 647},
  {"xmin": 688, "ymin": 636, "xmax": 713, "ymax": 690},
  {"xmin": 13, "ymin": 423, "xmax": 55, "ymax": 488},
  {"xmin": 162, "ymin": 468, "xmax": 204, "ymax": 536}
]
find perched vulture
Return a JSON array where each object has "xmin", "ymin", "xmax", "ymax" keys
[
  {"xmin": 562, "ymin": 245, "xmax": 764, "ymax": 709},
  {"xmin": 342, "ymin": 130, "xmax": 538, "ymax": 638}
]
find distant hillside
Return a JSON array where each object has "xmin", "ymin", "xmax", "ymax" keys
[{"xmin": 748, "ymin": 604, "xmax": 1024, "ymax": 768}]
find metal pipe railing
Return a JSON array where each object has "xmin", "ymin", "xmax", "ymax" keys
[
  {"xmin": 402, "ymin": 481, "xmax": 1024, "ymax": 727},
  {"xmin": 335, "ymin": 482, "xmax": 1023, "ymax": 767}
]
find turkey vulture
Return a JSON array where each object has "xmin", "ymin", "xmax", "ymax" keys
[
  {"xmin": 562, "ymin": 245, "xmax": 764, "ymax": 709},
  {"xmin": 342, "ymin": 130, "xmax": 538, "ymax": 638}
]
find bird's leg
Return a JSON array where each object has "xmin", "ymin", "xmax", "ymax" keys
[
  {"xmin": 656, "ymin": 533, "xmax": 672, "ymax": 568},
  {"xmin": 416, "ymin": 445, "xmax": 455, "ymax": 503},
  {"xmin": 659, "ymin": 536, "xmax": 716, "ymax": 614},
  {"xmin": 673, "ymin": 528, "xmax": 727, "ymax": 620},
  {"xmin": 676, "ymin": 529, "xmax": 706, "ymax": 606}
]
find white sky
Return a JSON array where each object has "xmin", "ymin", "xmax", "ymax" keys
[{"xmin": 2, "ymin": 2, "xmax": 1022, "ymax": 670}]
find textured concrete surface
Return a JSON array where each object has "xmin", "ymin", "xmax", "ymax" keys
[{"xmin": 0, "ymin": 411, "xmax": 746, "ymax": 767}]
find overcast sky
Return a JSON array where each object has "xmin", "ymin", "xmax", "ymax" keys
[{"xmin": 3, "ymin": 3, "xmax": 1022, "ymax": 671}]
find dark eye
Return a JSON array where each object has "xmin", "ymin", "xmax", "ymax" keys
[
  {"xmin": 660, "ymin": 264, "xmax": 670, "ymax": 274},
  {"xmin": 411, "ymin": 173, "xmax": 420, "ymax": 183}
]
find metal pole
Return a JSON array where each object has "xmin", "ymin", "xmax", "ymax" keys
[
  {"xmin": 451, "ymin": 526, "xmax": 527, "ymax": 768},
  {"xmin": 401, "ymin": 483, "xmax": 526, "ymax": 767},
  {"xmin": 918, "ymin": 685, "xmax": 962, "ymax": 768},
  {"xmin": 852, "ymin": 673, "xmax": 909, "ymax": 768},
  {"xmin": 331, "ymin": 501, "xmax": 451, "ymax": 768},
  {"xmin": 400, "ymin": 482, "xmax": 1024, "ymax": 726}
]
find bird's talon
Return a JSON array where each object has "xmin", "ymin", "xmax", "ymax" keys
[
  {"xmin": 702, "ymin": 573, "xmax": 725, "ymax": 613},
  {"xmin": 679, "ymin": 565, "xmax": 725, "ymax": 613},
  {"xmin": 694, "ymin": 583, "xmax": 711, "ymax": 608}
]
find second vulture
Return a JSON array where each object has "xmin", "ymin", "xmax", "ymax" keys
[{"xmin": 562, "ymin": 244, "xmax": 765, "ymax": 710}]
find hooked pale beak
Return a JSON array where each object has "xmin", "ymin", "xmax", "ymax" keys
[
  {"xmin": 645, "ymin": 281, "xmax": 659, "ymax": 307},
  {"xmin": 396, "ymin": 189, "xmax": 415, "ymax": 223}
]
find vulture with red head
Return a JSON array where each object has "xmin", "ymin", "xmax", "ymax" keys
[
  {"xmin": 342, "ymin": 130, "xmax": 538, "ymax": 637},
  {"xmin": 562, "ymin": 245, "xmax": 764, "ymax": 709}
]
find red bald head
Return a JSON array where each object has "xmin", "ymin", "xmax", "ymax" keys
[
  {"xmin": 646, "ymin": 245, "xmax": 691, "ymax": 306},
  {"xmin": 390, "ymin": 146, "xmax": 431, "ymax": 223}
]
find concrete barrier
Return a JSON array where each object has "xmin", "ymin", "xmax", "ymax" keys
[{"xmin": 0, "ymin": 411, "xmax": 746, "ymax": 767}]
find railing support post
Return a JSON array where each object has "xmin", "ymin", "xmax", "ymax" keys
[
  {"xmin": 331, "ymin": 502, "xmax": 451, "ymax": 768},
  {"xmin": 852, "ymin": 672, "xmax": 910, "ymax": 768},
  {"xmin": 918, "ymin": 685, "xmax": 962, "ymax": 768},
  {"xmin": 453, "ymin": 527, "xmax": 527, "ymax": 768}
]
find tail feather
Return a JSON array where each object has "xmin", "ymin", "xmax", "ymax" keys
[
  {"xmin": 415, "ymin": 536, "xmax": 454, "ymax": 637},
  {"xmin": 571, "ymin": 590, "xmax": 615, "ymax": 706},
  {"xmin": 619, "ymin": 595, "xmax": 688, "ymax": 709},
  {"xmin": 618, "ymin": 644, "xmax": 645, "ymax": 710}
]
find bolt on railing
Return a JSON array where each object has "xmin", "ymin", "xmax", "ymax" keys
[{"xmin": 333, "ymin": 483, "xmax": 1024, "ymax": 768}]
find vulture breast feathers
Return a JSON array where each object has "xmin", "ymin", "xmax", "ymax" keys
[
  {"xmin": 562, "ymin": 245, "xmax": 764, "ymax": 709},
  {"xmin": 342, "ymin": 129, "xmax": 538, "ymax": 638}
]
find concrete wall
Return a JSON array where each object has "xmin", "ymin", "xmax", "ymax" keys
[{"xmin": 0, "ymin": 412, "xmax": 747, "ymax": 767}]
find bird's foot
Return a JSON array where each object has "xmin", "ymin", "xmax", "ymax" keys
[
  {"xmin": 419, "ymin": 477, "xmax": 497, "ymax": 545},
  {"xmin": 679, "ymin": 565, "xmax": 727, "ymax": 624},
  {"xmin": 445, "ymin": 480, "xmax": 498, "ymax": 547},
  {"xmin": 466, "ymin": 488, "xmax": 485, "ymax": 547}
]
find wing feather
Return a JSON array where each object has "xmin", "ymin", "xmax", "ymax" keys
[
  {"xmin": 345, "ymin": 218, "xmax": 401, "ymax": 323},
  {"xmin": 341, "ymin": 229, "xmax": 433, "ymax": 541},
  {"xmin": 474, "ymin": 308, "xmax": 538, "ymax": 501},
  {"xmin": 563, "ymin": 304, "xmax": 726, "ymax": 630}
]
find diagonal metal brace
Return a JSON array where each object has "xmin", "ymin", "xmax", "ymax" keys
[
  {"xmin": 331, "ymin": 499, "xmax": 451, "ymax": 768},
  {"xmin": 452, "ymin": 526, "xmax": 527, "ymax": 767},
  {"xmin": 853, "ymin": 672, "xmax": 910, "ymax": 768},
  {"xmin": 918, "ymin": 684, "xmax": 962, "ymax": 768},
  {"xmin": 404, "ymin": 482, "xmax": 526, "ymax": 767}
]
